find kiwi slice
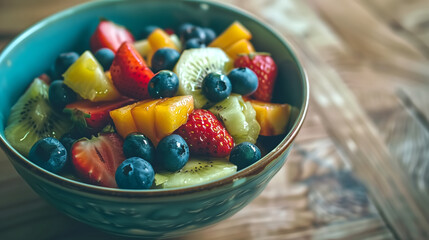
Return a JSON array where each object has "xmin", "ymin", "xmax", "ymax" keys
[
  {"xmin": 174, "ymin": 48, "xmax": 232, "ymax": 109},
  {"xmin": 154, "ymin": 158, "xmax": 237, "ymax": 189},
  {"xmin": 209, "ymin": 94, "xmax": 260, "ymax": 144},
  {"xmin": 4, "ymin": 78, "xmax": 73, "ymax": 157}
]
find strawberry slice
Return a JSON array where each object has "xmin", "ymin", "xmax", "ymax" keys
[
  {"xmin": 175, "ymin": 109, "xmax": 234, "ymax": 157},
  {"xmin": 110, "ymin": 42, "xmax": 154, "ymax": 99},
  {"xmin": 90, "ymin": 20, "xmax": 135, "ymax": 53},
  {"xmin": 71, "ymin": 133, "xmax": 126, "ymax": 188},
  {"xmin": 234, "ymin": 53, "xmax": 278, "ymax": 102},
  {"xmin": 64, "ymin": 97, "xmax": 134, "ymax": 132}
]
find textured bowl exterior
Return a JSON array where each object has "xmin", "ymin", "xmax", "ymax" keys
[
  {"xmin": 10, "ymin": 147, "xmax": 291, "ymax": 238},
  {"xmin": 0, "ymin": 0, "xmax": 308, "ymax": 238}
]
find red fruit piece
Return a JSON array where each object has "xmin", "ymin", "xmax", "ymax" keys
[
  {"xmin": 90, "ymin": 20, "xmax": 135, "ymax": 53},
  {"xmin": 164, "ymin": 28, "xmax": 175, "ymax": 35},
  {"xmin": 71, "ymin": 133, "xmax": 126, "ymax": 188},
  {"xmin": 64, "ymin": 97, "xmax": 134, "ymax": 132},
  {"xmin": 175, "ymin": 109, "xmax": 234, "ymax": 157},
  {"xmin": 234, "ymin": 53, "xmax": 278, "ymax": 102},
  {"xmin": 38, "ymin": 73, "xmax": 51, "ymax": 85},
  {"xmin": 110, "ymin": 42, "xmax": 155, "ymax": 99}
]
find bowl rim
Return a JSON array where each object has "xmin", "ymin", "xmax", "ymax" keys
[{"xmin": 0, "ymin": 0, "xmax": 309, "ymax": 197}]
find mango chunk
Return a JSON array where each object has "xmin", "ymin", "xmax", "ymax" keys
[
  {"xmin": 110, "ymin": 102, "xmax": 139, "ymax": 138},
  {"xmin": 208, "ymin": 22, "xmax": 252, "ymax": 50},
  {"xmin": 131, "ymin": 99, "xmax": 162, "ymax": 144},
  {"xmin": 246, "ymin": 99, "xmax": 293, "ymax": 136},
  {"xmin": 116, "ymin": 96, "xmax": 194, "ymax": 145},
  {"xmin": 155, "ymin": 95, "xmax": 194, "ymax": 141},
  {"xmin": 148, "ymin": 28, "xmax": 179, "ymax": 53},
  {"xmin": 225, "ymin": 39, "xmax": 255, "ymax": 60}
]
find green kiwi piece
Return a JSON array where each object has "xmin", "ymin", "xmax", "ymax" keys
[
  {"xmin": 154, "ymin": 158, "xmax": 237, "ymax": 189},
  {"xmin": 209, "ymin": 94, "xmax": 260, "ymax": 144},
  {"xmin": 4, "ymin": 78, "xmax": 73, "ymax": 157},
  {"xmin": 174, "ymin": 48, "xmax": 232, "ymax": 109}
]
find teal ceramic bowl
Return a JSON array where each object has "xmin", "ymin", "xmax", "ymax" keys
[{"xmin": 0, "ymin": 0, "xmax": 308, "ymax": 238}]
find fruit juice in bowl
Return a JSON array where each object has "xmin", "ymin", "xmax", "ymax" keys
[{"xmin": 0, "ymin": 0, "xmax": 308, "ymax": 238}]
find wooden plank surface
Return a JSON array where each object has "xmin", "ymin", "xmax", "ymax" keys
[{"xmin": 1, "ymin": 0, "xmax": 428, "ymax": 239}]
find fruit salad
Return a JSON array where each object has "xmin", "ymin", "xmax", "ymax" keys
[{"xmin": 5, "ymin": 20, "xmax": 297, "ymax": 190}]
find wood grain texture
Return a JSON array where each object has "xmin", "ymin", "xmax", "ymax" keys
[
  {"xmin": 360, "ymin": 0, "xmax": 429, "ymax": 58},
  {"xmin": 1, "ymin": 0, "xmax": 428, "ymax": 239}
]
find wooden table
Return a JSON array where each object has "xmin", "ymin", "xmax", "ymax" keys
[{"xmin": 1, "ymin": 0, "xmax": 428, "ymax": 239}]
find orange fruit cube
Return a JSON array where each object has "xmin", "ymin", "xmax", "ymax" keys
[
  {"xmin": 246, "ymin": 99, "xmax": 293, "ymax": 136},
  {"xmin": 154, "ymin": 95, "xmax": 194, "ymax": 141},
  {"xmin": 148, "ymin": 28, "xmax": 179, "ymax": 53},
  {"xmin": 225, "ymin": 39, "xmax": 255, "ymax": 60},
  {"xmin": 208, "ymin": 21, "xmax": 252, "ymax": 50},
  {"xmin": 131, "ymin": 99, "xmax": 162, "ymax": 145},
  {"xmin": 130, "ymin": 96, "xmax": 194, "ymax": 145},
  {"xmin": 110, "ymin": 102, "xmax": 139, "ymax": 138}
]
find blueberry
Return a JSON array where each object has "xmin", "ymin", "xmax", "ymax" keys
[
  {"xmin": 184, "ymin": 38, "xmax": 206, "ymax": 50},
  {"xmin": 202, "ymin": 72, "xmax": 232, "ymax": 102},
  {"xmin": 228, "ymin": 67, "xmax": 259, "ymax": 96},
  {"xmin": 59, "ymin": 133, "xmax": 77, "ymax": 155},
  {"xmin": 178, "ymin": 22, "xmax": 195, "ymax": 39},
  {"xmin": 59, "ymin": 133, "xmax": 78, "ymax": 170},
  {"xmin": 53, "ymin": 52, "xmax": 79, "ymax": 79},
  {"xmin": 148, "ymin": 70, "xmax": 179, "ymax": 99},
  {"xmin": 94, "ymin": 48, "xmax": 115, "ymax": 70},
  {"xmin": 28, "ymin": 137, "xmax": 68, "ymax": 173},
  {"xmin": 182, "ymin": 26, "xmax": 206, "ymax": 43},
  {"xmin": 123, "ymin": 133, "xmax": 155, "ymax": 164},
  {"xmin": 151, "ymin": 48, "xmax": 180, "ymax": 73},
  {"xmin": 156, "ymin": 134, "xmax": 189, "ymax": 172},
  {"xmin": 229, "ymin": 142, "xmax": 261, "ymax": 171},
  {"xmin": 115, "ymin": 157, "xmax": 154, "ymax": 189},
  {"xmin": 203, "ymin": 27, "xmax": 216, "ymax": 45},
  {"xmin": 48, "ymin": 80, "xmax": 77, "ymax": 111},
  {"xmin": 141, "ymin": 25, "xmax": 159, "ymax": 39}
]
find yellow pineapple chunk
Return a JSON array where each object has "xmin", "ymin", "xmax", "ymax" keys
[
  {"xmin": 134, "ymin": 39, "xmax": 153, "ymax": 63},
  {"xmin": 63, "ymin": 51, "xmax": 121, "ymax": 102}
]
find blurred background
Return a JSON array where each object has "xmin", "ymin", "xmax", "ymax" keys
[{"xmin": 1, "ymin": 0, "xmax": 428, "ymax": 239}]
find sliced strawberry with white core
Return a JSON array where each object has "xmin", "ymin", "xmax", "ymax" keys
[{"xmin": 71, "ymin": 133, "xmax": 125, "ymax": 188}]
